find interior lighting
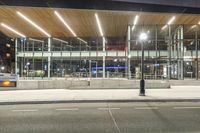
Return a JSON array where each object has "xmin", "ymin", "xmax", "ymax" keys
[
  {"xmin": 53, "ymin": 38, "xmax": 73, "ymax": 48},
  {"xmin": 53, "ymin": 38, "xmax": 68, "ymax": 44},
  {"xmin": 54, "ymin": 11, "xmax": 88, "ymax": 46},
  {"xmin": 95, "ymin": 13, "xmax": 104, "ymax": 36},
  {"xmin": 167, "ymin": 16, "xmax": 176, "ymax": 25},
  {"xmin": 191, "ymin": 25, "xmax": 197, "ymax": 29},
  {"xmin": 1, "ymin": 23, "xmax": 26, "ymax": 38},
  {"xmin": 54, "ymin": 11, "xmax": 77, "ymax": 37},
  {"xmin": 132, "ymin": 15, "xmax": 139, "ymax": 30},
  {"xmin": 162, "ymin": 16, "xmax": 176, "ymax": 30},
  {"xmin": 17, "ymin": 11, "xmax": 51, "ymax": 37},
  {"xmin": 29, "ymin": 38, "xmax": 44, "ymax": 43},
  {"xmin": 77, "ymin": 37, "xmax": 87, "ymax": 44}
]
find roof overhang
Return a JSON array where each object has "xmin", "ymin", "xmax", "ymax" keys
[{"xmin": 0, "ymin": 6, "xmax": 199, "ymax": 38}]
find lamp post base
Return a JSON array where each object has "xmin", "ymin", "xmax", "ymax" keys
[
  {"xmin": 139, "ymin": 79, "xmax": 145, "ymax": 96},
  {"xmin": 139, "ymin": 93, "xmax": 145, "ymax": 96}
]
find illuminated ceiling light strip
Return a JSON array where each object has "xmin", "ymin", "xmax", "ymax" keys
[
  {"xmin": 162, "ymin": 16, "xmax": 176, "ymax": 30},
  {"xmin": 95, "ymin": 13, "xmax": 104, "ymax": 37},
  {"xmin": 161, "ymin": 25, "xmax": 167, "ymax": 30},
  {"xmin": 132, "ymin": 15, "xmax": 139, "ymax": 30},
  {"xmin": 54, "ymin": 11, "xmax": 88, "ymax": 46},
  {"xmin": 53, "ymin": 37, "xmax": 68, "ymax": 44},
  {"xmin": 167, "ymin": 16, "xmax": 176, "ymax": 25},
  {"xmin": 133, "ymin": 15, "xmax": 139, "ymax": 25},
  {"xmin": 52, "ymin": 38, "xmax": 73, "ymax": 48},
  {"xmin": 132, "ymin": 25, "xmax": 135, "ymax": 31},
  {"xmin": 77, "ymin": 37, "xmax": 87, "ymax": 44},
  {"xmin": 191, "ymin": 25, "xmax": 197, "ymax": 29},
  {"xmin": 29, "ymin": 38, "xmax": 44, "ymax": 43},
  {"xmin": 77, "ymin": 37, "xmax": 90, "ymax": 48},
  {"xmin": 54, "ymin": 11, "xmax": 77, "ymax": 37},
  {"xmin": 1, "ymin": 23, "xmax": 26, "ymax": 38},
  {"xmin": 17, "ymin": 11, "xmax": 51, "ymax": 37},
  {"xmin": 198, "ymin": 21, "xmax": 200, "ymax": 25}
]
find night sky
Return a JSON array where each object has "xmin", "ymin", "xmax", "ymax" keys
[{"xmin": 0, "ymin": 32, "xmax": 14, "ymax": 73}]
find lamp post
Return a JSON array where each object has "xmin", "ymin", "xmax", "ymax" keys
[{"xmin": 139, "ymin": 33, "xmax": 147, "ymax": 96}]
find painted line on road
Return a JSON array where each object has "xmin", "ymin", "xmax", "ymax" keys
[
  {"xmin": 12, "ymin": 109, "xmax": 38, "ymax": 112},
  {"xmin": 98, "ymin": 108, "xmax": 120, "ymax": 110},
  {"xmin": 55, "ymin": 108, "xmax": 79, "ymax": 111},
  {"xmin": 173, "ymin": 107, "xmax": 200, "ymax": 109},
  {"xmin": 135, "ymin": 107, "xmax": 158, "ymax": 110},
  {"xmin": 108, "ymin": 108, "xmax": 122, "ymax": 133}
]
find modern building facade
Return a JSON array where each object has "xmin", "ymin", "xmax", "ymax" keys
[{"xmin": 0, "ymin": 1, "xmax": 200, "ymax": 80}]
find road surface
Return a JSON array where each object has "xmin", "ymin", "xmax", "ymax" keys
[{"xmin": 0, "ymin": 102, "xmax": 200, "ymax": 133}]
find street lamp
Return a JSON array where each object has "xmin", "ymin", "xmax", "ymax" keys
[
  {"xmin": 26, "ymin": 62, "xmax": 30, "ymax": 77},
  {"xmin": 139, "ymin": 32, "xmax": 147, "ymax": 96},
  {"xmin": 1, "ymin": 66, "xmax": 5, "ymax": 72}
]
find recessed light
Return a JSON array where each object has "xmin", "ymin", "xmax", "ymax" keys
[
  {"xmin": 1, "ymin": 23, "xmax": 26, "ymax": 38},
  {"xmin": 95, "ymin": 13, "xmax": 104, "ymax": 37},
  {"xmin": 17, "ymin": 11, "xmax": 50, "ymax": 37}
]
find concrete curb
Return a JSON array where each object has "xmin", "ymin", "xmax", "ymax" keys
[
  {"xmin": 0, "ymin": 88, "xmax": 171, "ymax": 91},
  {"xmin": 1, "ymin": 99, "xmax": 200, "ymax": 105}
]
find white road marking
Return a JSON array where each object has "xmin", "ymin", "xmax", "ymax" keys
[
  {"xmin": 135, "ymin": 107, "xmax": 158, "ymax": 110},
  {"xmin": 108, "ymin": 108, "xmax": 122, "ymax": 133},
  {"xmin": 55, "ymin": 108, "xmax": 79, "ymax": 111},
  {"xmin": 173, "ymin": 107, "xmax": 200, "ymax": 109},
  {"xmin": 98, "ymin": 108, "xmax": 120, "ymax": 110},
  {"xmin": 12, "ymin": 109, "xmax": 38, "ymax": 112}
]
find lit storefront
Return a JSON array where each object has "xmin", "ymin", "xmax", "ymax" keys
[{"xmin": 0, "ymin": 7, "xmax": 199, "ymax": 80}]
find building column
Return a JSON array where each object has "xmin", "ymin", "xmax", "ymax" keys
[
  {"xmin": 15, "ymin": 38, "xmax": 18, "ymax": 75},
  {"xmin": 103, "ymin": 37, "xmax": 105, "ymax": 78},
  {"xmin": 48, "ymin": 38, "xmax": 51, "ymax": 79},
  {"xmin": 177, "ymin": 26, "xmax": 184, "ymax": 80},
  {"xmin": 127, "ymin": 26, "xmax": 131, "ymax": 79},
  {"xmin": 173, "ymin": 34, "xmax": 177, "ymax": 79},
  {"xmin": 167, "ymin": 26, "xmax": 172, "ymax": 80},
  {"xmin": 155, "ymin": 25, "xmax": 158, "ymax": 79},
  {"xmin": 177, "ymin": 28, "xmax": 180, "ymax": 79},
  {"xmin": 180, "ymin": 26, "xmax": 184, "ymax": 80},
  {"xmin": 195, "ymin": 28, "xmax": 198, "ymax": 80}
]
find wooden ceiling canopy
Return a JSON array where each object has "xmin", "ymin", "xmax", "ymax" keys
[{"xmin": 0, "ymin": 6, "xmax": 199, "ymax": 38}]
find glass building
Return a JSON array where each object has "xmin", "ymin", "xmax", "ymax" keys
[{"xmin": 0, "ymin": 6, "xmax": 200, "ymax": 80}]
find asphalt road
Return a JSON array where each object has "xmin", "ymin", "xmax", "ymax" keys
[{"xmin": 0, "ymin": 102, "xmax": 200, "ymax": 133}]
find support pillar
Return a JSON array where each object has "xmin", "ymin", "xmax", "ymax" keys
[
  {"xmin": 48, "ymin": 38, "xmax": 51, "ymax": 79},
  {"xmin": 174, "ymin": 34, "xmax": 177, "ymax": 79},
  {"xmin": 180, "ymin": 26, "xmax": 184, "ymax": 80},
  {"xmin": 177, "ymin": 28, "xmax": 180, "ymax": 79},
  {"xmin": 178, "ymin": 26, "xmax": 184, "ymax": 80},
  {"xmin": 103, "ymin": 37, "xmax": 106, "ymax": 78},
  {"xmin": 127, "ymin": 26, "xmax": 131, "ymax": 79},
  {"xmin": 195, "ymin": 28, "xmax": 198, "ymax": 80},
  {"xmin": 177, "ymin": 26, "xmax": 184, "ymax": 80},
  {"xmin": 167, "ymin": 26, "xmax": 172, "ymax": 80},
  {"xmin": 15, "ymin": 38, "xmax": 18, "ymax": 75},
  {"xmin": 155, "ymin": 25, "xmax": 158, "ymax": 80}
]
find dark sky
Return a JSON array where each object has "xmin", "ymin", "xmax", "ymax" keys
[
  {"xmin": 0, "ymin": 0, "xmax": 200, "ymax": 14},
  {"xmin": 112, "ymin": 0, "xmax": 200, "ymax": 8},
  {"xmin": 1, "ymin": 0, "xmax": 200, "ymax": 8}
]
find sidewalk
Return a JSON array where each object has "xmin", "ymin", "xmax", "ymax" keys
[{"xmin": 0, "ymin": 86, "xmax": 200, "ymax": 104}]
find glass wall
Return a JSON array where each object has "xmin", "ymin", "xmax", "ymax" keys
[
  {"xmin": 129, "ymin": 24, "xmax": 200, "ymax": 80},
  {"xmin": 16, "ymin": 25, "xmax": 200, "ymax": 80}
]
